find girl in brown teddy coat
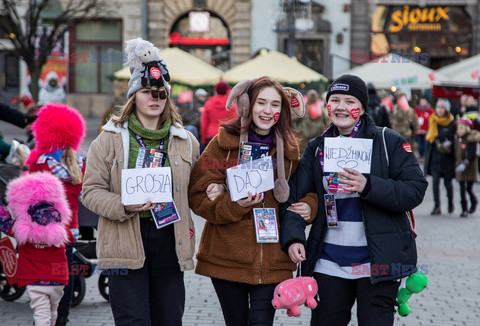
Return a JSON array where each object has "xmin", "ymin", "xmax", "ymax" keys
[{"xmin": 188, "ymin": 76, "xmax": 318, "ymax": 326}]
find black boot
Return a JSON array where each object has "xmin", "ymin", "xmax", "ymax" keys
[
  {"xmin": 431, "ymin": 207, "xmax": 441, "ymax": 215},
  {"xmin": 461, "ymin": 201, "xmax": 468, "ymax": 218},
  {"xmin": 448, "ymin": 200, "xmax": 454, "ymax": 214},
  {"xmin": 469, "ymin": 197, "xmax": 478, "ymax": 214},
  {"xmin": 55, "ymin": 301, "xmax": 70, "ymax": 326}
]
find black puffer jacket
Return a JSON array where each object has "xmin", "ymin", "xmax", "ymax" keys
[{"xmin": 280, "ymin": 114, "xmax": 427, "ymax": 284}]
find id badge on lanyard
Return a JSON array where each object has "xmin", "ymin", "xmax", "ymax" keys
[
  {"xmin": 134, "ymin": 135, "xmax": 181, "ymax": 229},
  {"xmin": 319, "ymin": 121, "xmax": 362, "ymax": 229},
  {"xmin": 324, "ymin": 194, "xmax": 339, "ymax": 228},
  {"xmin": 253, "ymin": 207, "xmax": 279, "ymax": 243},
  {"xmin": 135, "ymin": 136, "xmax": 167, "ymax": 169}
]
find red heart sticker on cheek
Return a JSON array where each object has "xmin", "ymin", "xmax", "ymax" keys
[
  {"xmin": 350, "ymin": 108, "xmax": 360, "ymax": 119},
  {"xmin": 327, "ymin": 104, "xmax": 331, "ymax": 116},
  {"xmin": 273, "ymin": 112, "xmax": 280, "ymax": 122}
]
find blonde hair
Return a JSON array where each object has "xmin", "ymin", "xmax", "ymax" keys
[
  {"xmin": 112, "ymin": 92, "xmax": 183, "ymax": 129},
  {"xmin": 61, "ymin": 146, "xmax": 83, "ymax": 185}
]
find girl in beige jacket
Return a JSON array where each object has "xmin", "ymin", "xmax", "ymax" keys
[{"xmin": 82, "ymin": 38, "xmax": 199, "ymax": 326}]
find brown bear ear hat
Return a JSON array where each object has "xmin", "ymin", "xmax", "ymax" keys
[{"xmin": 225, "ymin": 78, "xmax": 305, "ymax": 203}]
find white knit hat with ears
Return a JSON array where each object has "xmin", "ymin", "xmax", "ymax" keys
[
  {"xmin": 124, "ymin": 37, "xmax": 171, "ymax": 98},
  {"xmin": 225, "ymin": 77, "xmax": 305, "ymax": 203}
]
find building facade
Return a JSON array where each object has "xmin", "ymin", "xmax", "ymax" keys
[{"xmin": 351, "ymin": 0, "xmax": 480, "ymax": 70}]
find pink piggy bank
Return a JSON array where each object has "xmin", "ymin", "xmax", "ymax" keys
[{"xmin": 271, "ymin": 276, "xmax": 318, "ymax": 317}]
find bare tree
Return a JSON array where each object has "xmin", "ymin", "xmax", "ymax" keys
[{"xmin": 0, "ymin": 0, "xmax": 111, "ymax": 102}]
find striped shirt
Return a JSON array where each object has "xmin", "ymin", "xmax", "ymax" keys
[{"xmin": 314, "ymin": 151, "xmax": 371, "ymax": 279}]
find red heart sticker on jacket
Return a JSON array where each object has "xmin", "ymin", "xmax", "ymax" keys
[
  {"xmin": 150, "ymin": 67, "xmax": 161, "ymax": 79},
  {"xmin": 291, "ymin": 96, "xmax": 300, "ymax": 108},
  {"xmin": 350, "ymin": 108, "xmax": 360, "ymax": 119},
  {"xmin": 274, "ymin": 112, "xmax": 280, "ymax": 122},
  {"xmin": 189, "ymin": 228, "xmax": 194, "ymax": 239},
  {"xmin": 403, "ymin": 143, "xmax": 412, "ymax": 152}
]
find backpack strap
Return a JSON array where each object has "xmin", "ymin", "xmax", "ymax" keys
[{"xmin": 382, "ymin": 127, "xmax": 389, "ymax": 167}]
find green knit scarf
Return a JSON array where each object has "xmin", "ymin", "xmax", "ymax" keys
[{"xmin": 128, "ymin": 113, "xmax": 171, "ymax": 218}]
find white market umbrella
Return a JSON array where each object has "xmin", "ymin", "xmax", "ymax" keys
[
  {"xmin": 336, "ymin": 53, "xmax": 448, "ymax": 89},
  {"xmin": 436, "ymin": 54, "xmax": 480, "ymax": 84},
  {"xmin": 222, "ymin": 49, "xmax": 327, "ymax": 85}
]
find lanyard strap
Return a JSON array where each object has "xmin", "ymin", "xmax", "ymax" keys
[
  {"xmin": 135, "ymin": 134, "xmax": 165, "ymax": 151},
  {"xmin": 318, "ymin": 119, "xmax": 362, "ymax": 169}
]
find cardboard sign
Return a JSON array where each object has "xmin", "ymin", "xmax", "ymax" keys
[
  {"xmin": 324, "ymin": 138, "xmax": 373, "ymax": 174},
  {"xmin": 226, "ymin": 156, "xmax": 274, "ymax": 202},
  {"xmin": 0, "ymin": 237, "xmax": 18, "ymax": 285},
  {"xmin": 121, "ymin": 167, "xmax": 173, "ymax": 205}
]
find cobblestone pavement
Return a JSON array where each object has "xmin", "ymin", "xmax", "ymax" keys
[{"xmin": 1, "ymin": 118, "xmax": 480, "ymax": 325}]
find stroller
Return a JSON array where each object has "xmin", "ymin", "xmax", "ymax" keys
[
  {"xmin": 0, "ymin": 163, "xmax": 26, "ymax": 301},
  {"xmin": 72, "ymin": 201, "xmax": 110, "ymax": 306},
  {"xmin": 0, "ymin": 163, "xmax": 110, "ymax": 306}
]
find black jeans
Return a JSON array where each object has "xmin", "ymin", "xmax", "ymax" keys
[
  {"xmin": 109, "ymin": 219, "xmax": 185, "ymax": 326},
  {"xmin": 431, "ymin": 171, "xmax": 453, "ymax": 208},
  {"xmin": 211, "ymin": 277, "xmax": 277, "ymax": 326},
  {"xmin": 459, "ymin": 181, "xmax": 477, "ymax": 210},
  {"xmin": 311, "ymin": 273, "xmax": 400, "ymax": 326}
]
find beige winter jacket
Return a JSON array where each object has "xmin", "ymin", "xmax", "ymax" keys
[{"xmin": 82, "ymin": 119, "xmax": 200, "ymax": 271}]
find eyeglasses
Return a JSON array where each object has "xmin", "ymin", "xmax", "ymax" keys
[{"xmin": 150, "ymin": 88, "xmax": 168, "ymax": 100}]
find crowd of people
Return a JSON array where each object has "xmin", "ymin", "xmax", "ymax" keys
[{"xmin": 0, "ymin": 36, "xmax": 479, "ymax": 326}]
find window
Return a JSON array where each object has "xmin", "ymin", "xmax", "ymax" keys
[{"xmin": 69, "ymin": 20, "xmax": 122, "ymax": 93}]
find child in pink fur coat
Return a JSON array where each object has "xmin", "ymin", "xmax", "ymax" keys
[
  {"xmin": 25, "ymin": 103, "xmax": 86, "ymax": 325},
  {"xmin": 0, "ymin": 172, "xmax": 73, "ymax": 326}
]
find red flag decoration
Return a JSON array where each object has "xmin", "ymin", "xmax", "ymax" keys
[
  {"xmin": 307, "ymin": 100, "xmax": 323, "ymax": 119},
  {"xmin": 177, "ymin": 90, "xmax": 193, "ymax": 103},
  {"xmin": 0, "ymin": 237, "xmax": 18, "ymax": 285},
  {"xmin": 397, "ymin": 95, "xmax": 410, "ymax": 112},
  {"xmin": 471, "ymin": 70, "xmax": 479, "ymax": 80},
  {"xmin": 428, "ymin": 72, "xmax": 436, "ymax": 82},
  {"xmin": 381, "ymin": 96, "xmax": 394, "ymax": 112}
]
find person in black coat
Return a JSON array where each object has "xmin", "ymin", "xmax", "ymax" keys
[
  {"xmin": 366, "ymin": 83, "xmax": 391, "ymax": 128},
  {"xmin": 424, "ymin": 99, "xmax": 456, "ymax": 215},
  {"xmin": 280, "ymin": 75, "xmax": 427, "ymax": 326},
  {"xmin": 0, "ymin": 101, "xmax": 36, "ymax": 128}
]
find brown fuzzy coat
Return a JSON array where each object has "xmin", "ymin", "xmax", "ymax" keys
[
  {"xmin": 188, "ymin": 127, "xmax": 318, "ymax": 285},
  {"xmin": 454, "ymin": 132, "xmax": 478, "ymax": 182}
]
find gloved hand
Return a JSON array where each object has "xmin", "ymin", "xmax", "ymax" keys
[{"xmin": 456, "ymin": 163, "xmax": 467, "ymax": 173}]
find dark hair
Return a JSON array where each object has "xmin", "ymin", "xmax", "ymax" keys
[{"xmin": 222, "ymin": 76, "xmax": 297, "ymax": 153}]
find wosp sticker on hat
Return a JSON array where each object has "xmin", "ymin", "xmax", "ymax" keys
[{"xmin": 330, "ymin": 84, "xmax": 349, "ymax": 92}]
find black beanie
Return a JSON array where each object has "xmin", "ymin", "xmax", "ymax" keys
[{"xmin": 326, "ymin": 74, "xmax": 368, "ymax": 110}]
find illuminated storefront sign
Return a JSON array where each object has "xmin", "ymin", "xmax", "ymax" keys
[
  {"xmin": 169, "ymin": 32, "xmax": 229, "ymax": 46},
  {"xmin": 389, "ymin": 6, "xmax": 450, "ymax": 33}
]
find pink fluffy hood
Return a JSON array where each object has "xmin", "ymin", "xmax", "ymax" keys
[
  {"xmin": 6, "ymin": 172, "xmax": 71, "ymax": 246},
  {"xmin": 31, "ymin": 103, "xmax": 86, "ymax": 153}
]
